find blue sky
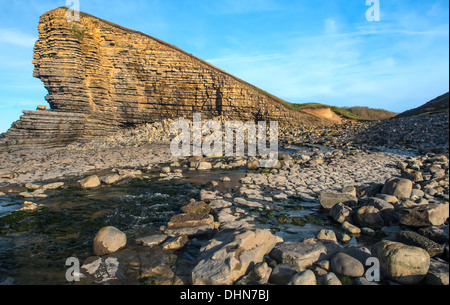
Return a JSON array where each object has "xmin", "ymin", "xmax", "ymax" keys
[{"xmin": 0, "ymin": 0, "xmax": 448, "ymax": 133}]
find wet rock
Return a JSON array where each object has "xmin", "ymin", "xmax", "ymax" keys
[
  {"xmin": 167, "ymin": 213, "xmax": 214, "ymax": 229},
  {"xmin": 93, "ymin": 226, "xmax": 127, "ymax": 256},
  {"xmin": 161, "ymin": 235, "xmax": 188, "ymax": 251},
  {"xmin": 81, "ymin": 247, "xmax": 177, "ymax": 285},
  {"xmin": 135, "ymin": 234, "xmax": 168, "ymax": 247},
  {"xmin": 199, "ymin": 189, "xmax": 217, "ymax": 202},
  {"xmin": 209, "ymin": 199, "xmax": 232, "ymax": 210},
  {"xmin": 42, "ymin": 182, "xmax": 64, "ymax": 190},
  {"xmin": 372, "ymin": 241, "xmax": 430, "ymax": 284},
  {"xmin": 101, "ymin": 173, "xmax": 121, "ymax": 185},
  {"xmin": 180, "ymin": 201, "xmax": 211, "ymax": 214},
  {"xmin": 316, "ymin": 229, "xmax": 337, "ymax": 242}
]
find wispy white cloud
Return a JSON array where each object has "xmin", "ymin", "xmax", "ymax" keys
[
  {"xmin": 207, "ymin": 14, "xmax": 448, "ymax": 112},
  {"xmin": 0, "ymin": 28, "xmax": 37, "ymax": 48}
]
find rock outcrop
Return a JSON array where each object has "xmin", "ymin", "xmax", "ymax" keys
[{"xmin": 0, "ymin": 7, "xmax": 324, "ymax": 150}]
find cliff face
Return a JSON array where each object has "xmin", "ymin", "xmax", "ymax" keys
[{"xmin": 1, "ymin": 7, "xmax": 322, "ymax": 149}]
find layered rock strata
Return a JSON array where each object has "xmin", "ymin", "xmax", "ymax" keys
[{"xmin": 1, "ymin": 7, "xmax": 323, "ymax": 150}]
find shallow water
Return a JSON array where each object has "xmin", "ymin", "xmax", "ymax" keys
[
  {"xmin": 0, "ymin": 168, "xmax": 250, "ymax": 285},
  {"xmin": 0, "ymin": 163, "xmax": 377, "ymax": 285}
]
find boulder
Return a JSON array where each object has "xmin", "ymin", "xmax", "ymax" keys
[
  {"xmin": 191, "ymin": 229, "xmax": 278, "ymax": 285},
  {"xmin": 318, "ymin": 192, "xmax": 358, "ymax": 210},
  {"xmin": 247, "ymin": 160, "xmax": 260, "ymax": 170},
  {"xmin": 382, "ymin": 178, "xmax": 413, "ymax": 199},
  {"xmin": 399, "ymin": 203, "xmax": 449, "ymax": 227},
  {"xmin": 322, "ymin": 272, "xmax": 342, "ymax": 285},
  {"xmin": 287, "ymin": 270, "xmax": 317, "ymax": 285},
  {"xmin": 93, "ymin": 226, "xmax": 127, "ymax": 256},
  {"xmin": 269, "ymin": 263, "xmax": 302, "ymax": 285},
  {"xmin": 209, "ymin": 199, "xmax": 233, "ymax": 210},
  {"xmin": 269, "ymin": 240, "xmax": 340, "ymax": 269},
  {"xmin": 180, "ymin": 201, "xmax": 211, "ymax": 214},
  {"xmin": 329, "ymin": 203, "xmax": 353, "ymax": 224},
  {"xmin": 354, "ymin": 206, "xmax": 384, "ymax": 230},
  {"xmin": 161, "ymin": 235, "xmax": 188, "ymax": 251},
  {"xmin": 372, "ymin": 241, "xmax": 430, "ymax": 284},
  {"xmin": 316, "ymin": 229, "xmax": 337, "ymax": 242},
  {"xmin": 236, "ymin": 262, "xmax": 272, "ymax": 285},
  {"xmin": 330, "ymin": 252, "xmax": 365, "ymax": 278},
  {"xmin": 101, "ymin": 174, "xmax": 121, "ymax": 185},
  {"xmin": 196, "ymin": 162, "xmax": 212, "ymax": 171},
  {"xmin": 78, "ymin": 175, "xmax": 101, "ymax": 189},
  {"xmin": 342, "ymin": 221, "xmax": 361, "ymax": 235},
  {"xmin": 136, "ymin": 234, "xmax": 168, "ymax": 247}
]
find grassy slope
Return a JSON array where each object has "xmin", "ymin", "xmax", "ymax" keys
[
  {"xmin": 343, "ymin": 106, "xmax": 398, "ymax": 121},
  {"xmin": 397, "ymin": 92, "xmax": 449, "ymax": 118},
  {"xmin": 286, "ymin": 103, "xmax": 366, "ymax": 120}
]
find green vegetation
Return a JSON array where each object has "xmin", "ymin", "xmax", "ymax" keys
[
  {"xmin": 343, "ymin": 106, "xmax": 398, "ymax": 121},
  {"xmin": 285, "ymin": 102, "xmax": 366, "ymax": 120},
  {"xmin": 70, "ymin": 26, "xmax": 86, "ymax": 41},
  {"xmin": 397, "ymin": 92, "xmax": 449, "ymax": 118},
  {"xmin": 0, "ymin": 211, "xmax": 35, "ymax": 235},
  {"xmin": 330, "ymin": 106, "xmax": 366, "ymax": 120}
]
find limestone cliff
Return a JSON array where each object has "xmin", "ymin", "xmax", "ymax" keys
[{"xmin": 1, "ymin": 7, "xmax": 323, "ymax": 149}]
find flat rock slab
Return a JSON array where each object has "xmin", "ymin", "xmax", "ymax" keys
[
  {"xmin": 191, "ymin": 228, "xmax": 278, "ymax": 285},
  {"xmin": 269, "ymin": 240, "xmax": 340, "ymax": 269},
  {"xmin": 399, "ymin": 203, "xmax": 449, "ymax": 227},
  {"xmin": 135, "ymin": 234, "xmax": 168, "ymax": 247},
  {"xmin": 167, "ymin": 213, "xmax": 214, "ymax": 229},
  {"xmin": 318, "ymin": 192, "xmax": 358, "ymax": 210}
]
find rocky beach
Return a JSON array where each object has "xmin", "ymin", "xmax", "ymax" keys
[{"xmin": 0, "ymin": 112, "xmax": 448, "ymax": 286}]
